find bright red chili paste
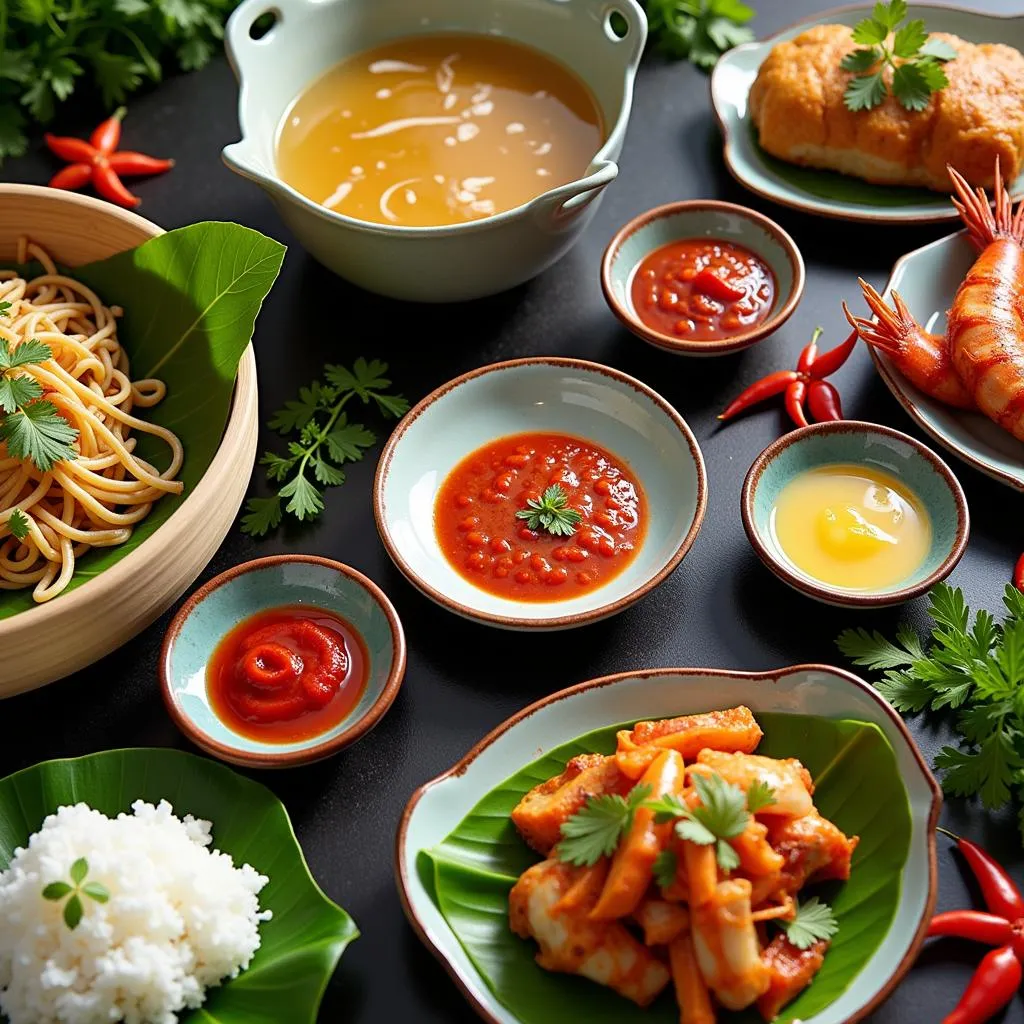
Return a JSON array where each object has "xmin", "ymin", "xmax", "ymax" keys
[
  {"xmin": 207, "ymin": 605, "xmax": 367, "ymax": 742},
  {"xmin": 434, "ymin": 432, "xmax": 646, "ymax": 602},
  {"xmin": 631, "ymin": 237, "xmax": 775, "ymax": 341}
]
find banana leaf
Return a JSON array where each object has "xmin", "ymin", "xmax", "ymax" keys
[
  {"xmin": 0, "ymin": 748, "xmax": 357, "ymax": 1024},
  {"xmin": 0, "ymin": 221, "xmax": 285, "ymax": 619},
  {"xmin": 421, "ymin": 712, "xmax": 911, "ymax": 1024}
]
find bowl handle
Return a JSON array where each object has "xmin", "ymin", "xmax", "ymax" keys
[
  {"xmin": 531, "ymin": 160, "xmax": 619, "ymax": 232},
  {"xmin": 225, "ymin": 0, "xmax": 288, "ymax": 71}
]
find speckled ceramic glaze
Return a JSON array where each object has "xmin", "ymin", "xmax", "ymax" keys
[
  {"xmin": 601, "ymin": 200, "xmax": 804, "ymax": 356},
  {"xmin": 222, "ymin": 0, "xmax": 646, "ymax": 301},
  {"xmin": 742, "ymin": 421, "xmax": 969, "ymax": 608},
  {"xmin": 373, "ymin": 358, "xmax": 707, "ymax": 630},
  {"xmin": 397, "ymin": 665, "xmax": 941, "ymax": 1024},
  {"xmin": 160, "ymin": 556, "xmax": 406, "ymax": 768},
  {"xmin": 871, "ymin": 230, "xmax": 1024, "ymax": 491},
  {"xmin": 711, "ymin": 4, "xmax": 1024, "ymax": 224}
]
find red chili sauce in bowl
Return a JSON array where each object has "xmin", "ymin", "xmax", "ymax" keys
[
  {"xmin": 207, "ymin": 605, "xmax": 367, "ymax": 742},
  {"xmin": 434, "ymin": 432, "xmax": 646, "ymax": 602},
  {"xmin": 630, "ymin": 237, "xmax": 775, "ymax": 341}
]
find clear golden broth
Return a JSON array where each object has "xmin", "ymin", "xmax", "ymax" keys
[
  {"xmin": 771, "ymin": 463, "xmax": 931, "ymax": 591},
  {"xmin": 275, "ymin": 33, "xmax": 604, "ymax": 227}
]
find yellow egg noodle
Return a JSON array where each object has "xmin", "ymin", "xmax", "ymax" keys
[{"xmin": 0, "ymin": 239, "xmax": 183, "ymax": 603}]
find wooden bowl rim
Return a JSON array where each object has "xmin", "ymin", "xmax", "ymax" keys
[{"xmin": 0, "ymin": 184, "xmax": 258, "ymax": 643}]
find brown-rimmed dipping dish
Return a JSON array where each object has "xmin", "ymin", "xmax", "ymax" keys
[
  {"xmin": 601, "ymin": 199, "xmax": 805, "ymax": 357},
  {"xmin": 742, "ymin": 420, "xmax": 969, "ymax": 608},
  {"xmin": 160, "ymin": 554, "xmax": 406, "ymax": 768}
]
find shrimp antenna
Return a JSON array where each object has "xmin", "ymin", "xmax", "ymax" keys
[{"xmin": 948, "ymin": 158, "xmax": 1024, "ymax": 249}]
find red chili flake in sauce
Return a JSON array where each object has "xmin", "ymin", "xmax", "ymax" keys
[
  {"xmin": 631, "ymin": 237, "xmax": 775, "ymax": 340},
  {"xmin": 434, "ymin": 432, "xmax": 646, "ymax": 602},
  {"xmin": 207, "ymin": 605, "xmax": 368, "ymax": 742}
]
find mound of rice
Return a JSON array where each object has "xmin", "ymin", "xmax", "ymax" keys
[{"xmin": 0, "ymin": 799, "xmax": 272, "ymax": 1024}]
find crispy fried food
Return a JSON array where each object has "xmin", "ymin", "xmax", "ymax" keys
[
  {"xmin": 757, "ymin": 935, "xmax": 829, "ymax": 1022},
  {"xmin": 694, "ymin": 751, "xmax": 814, "ymax": 819},
  {"xmin": 749, "ymin": 24, "xmax": 1024, "ymax": 190},
  {"xmin": 770, "ymin": 810, "xmax": 859, "ymax": 894},
  {"xmin": 511, "ymin": 753, "xmax": 631, "ymax": 855},
  {"xmin": 509, "ymin": 859, "xmax": 672, "ymax": 1007}
]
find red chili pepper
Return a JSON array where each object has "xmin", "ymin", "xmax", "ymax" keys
[
  {"xmin": 785, "ymin": 379, "xmax": 808, "ymax": 428},
  {"xmin": 939, "ymin": 827, "xmax": 1024, "ymax": 922},
  {"xmin": 691, "ymin": 268, "xmax": 746, "ymax": 303},
  {"xmin": 1013, "ymin": 553, "xmax": 1024, "ymax": 592},
  {"xmin": 108, "ymin": 152, "xmax": 175, "ymax": 176},
  {"xmin": 807, "ymin": 379, "xmax": 843, "ymax": 421},
  {"xmin": 943, "ymin": 945, "xmax": 1021, "ymax": 1024},
  {"xmin": 48, "ymin": 163, "xmax": 93, "ymax": 191},
  {"xmin": 808, "ymin": 327, "xmax": 859, "ymax": 379},
  {"xmin": 43, "ymin": 109, "xmax": 172, "ymax": 209},
  {"xmin": 89, "ymin": 106, "xmax": 126, "ymax": 154},
  {"xmin": 718, "ymin": 370, "xmax": 799, "ymax": 422},
  {"xmin": 929, "ymin": 911, "xmax": 1014, "ymax": 947},
  {"xmin": 797, "ymin": 326, "xmax": 823, "ymax": 373}
]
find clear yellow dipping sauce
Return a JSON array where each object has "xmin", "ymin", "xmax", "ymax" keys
[
  {"xmin": 770, "ymin": 463, "xmax": 931, "ymax": 591},
  {"xmin": 275, "ymin": 33, "xmax": 604, "ymax": 228}
]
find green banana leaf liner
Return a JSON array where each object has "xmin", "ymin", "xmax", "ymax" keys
[
  {"xmin": 421, "ymin": 711, "xmax": 910, "ymax": 1024},
  {"xmin": 0, "ymin": 221, "xmax": 285, "ymax": 619}
]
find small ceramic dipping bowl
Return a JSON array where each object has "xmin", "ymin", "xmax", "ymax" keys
[
  {"xmin": 222, "ymin": 0, "xmax": 647, "ymax": 302},
  {"xmin": 160, "ymin": 555, "xmax": 406, "ymax": 768},
  {"xmin": 374, "ymin": 358, "xmax": 707, "ymax": 630},
  {"xmin": 742, "ymin": 421, "xmax": 969, "ymax": 608},
  {"xmin": 602, "ymin": 200, "xmax": 805, "ymax": 356}
]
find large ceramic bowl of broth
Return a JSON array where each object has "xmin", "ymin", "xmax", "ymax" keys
[{"xmin": 222, "ymin": 0, "xmax": 646, "ymax": 302}]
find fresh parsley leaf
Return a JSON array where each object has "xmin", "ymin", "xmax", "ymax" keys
[
  {"xmin": 647, "ymin": 793, "xmax": 691, "ymax": 824},
  {"xmin": 90, "ymin": 52, "xmax": 146, "ymax": 108},
  {"xmin": 0, "ymin": 399, "xmax": 78, "ymax": 472},
  {"xmin": 746, "ymin": 779, "xmax": 777, "ymax": 814},
  {"xmin": 715, "ymin": 837, "xmax": 741, "ymax": 872},
  {"xmin": 919, "ymin": 37, "xmax": 958, "ymax": 62},
  {"xmin": 892, "ymin": 18, "xmax": 927, "ymax": 58},
  {"xmin": 0, "ymin": 375, "xmax": 42, "ymax": 414},
  {"xmin": 850, "ymin": 17, "xmax": 888, "ymax": 47},
  {"xmin": 676, "ymin": 816, "xmax": 717, "ymax": 846},
  {"xmin": 691, "ymin": 771, "xmax": 749, "ymax": 838},
  {"xmin": 6, "ymin": 509, "xmax": 30, "ymax": 541},
  {"xmin": 653, "ymin": 848, "xmax": 678, "ymax": 890},
  {"xmin": 873, "ymin": 669, "xmax": 935, "ymax": 712},
  {"xmin": 840, "ymin": 47, "xmax": 880, "ymax": 73},
  {"xmin": 0, "ymin": 338, "xmax": 52, "ymax": 370},
  {"xmin": 0, "ymin": 301, "xmax": 11, "ymax": 316},
  {"xmin": 784, "ymin": 898, "xmax": 839, "ymax": 950},
  {"xmin": 516, "ymin": 485, "xmax": 583, "ymax": 538},
  {"xmin": 556, "ymin": 785, "xmax": 653, "ymax": 867},
  {"xmin": 243, "ymin": 360, "xmax": 407, "ymax": 535},
  {"xmin": 844, "ymin": 71, "xmax": 887, "ymax": 112},
  {"xmin": 892, "ymin": 61, "xmax": 935, "ymax": 111},
  {"xmin": 836, "ymin": 627, "xmax": 919, "ymax": 670},
  {"xmin": 643, "ymin": 0, "xmax": 754, "ymax": 71}
]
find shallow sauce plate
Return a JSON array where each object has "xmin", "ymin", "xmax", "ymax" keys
[
  {"xmin": 870, "ymin": 230, "xmax": 1024, "ymax": 490},
  {"xmin": 373, "ymin": 358, "xmax": 707, "ymax": 630},
  {"xmin": 710, "ymin": 3, "xmax": 1024, "ymax": 224},
  {"xmin": 396, "ymin": 665, "xmax": 941, "ymax": 1024}
]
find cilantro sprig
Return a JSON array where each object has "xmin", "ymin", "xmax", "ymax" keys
[
  {"xmin": 6, "ymin": 509, "xmax": 30, "ymax": 541},
  {"xmin": 516, "ymin": 485, "xmax": 583, "ymax": 538},
  {"xmin": 0, "ymin": 340, "xmax": 79, "ymax": 472},
  {"xmin": 556, "ymin": 785, "xmax": 652, "ymax": 866},
  {"xmin": 42, "ymin": 857, "xmax": 109, "ymax": 931},
  {"xmin": 644, "ymin": 0, "xmax": 755, "ymax": 70},
  {"xmin": 241, "ymin": 358, "xmax": 409, "ymax": 537},
  {"xmin": 782, "ymin": 897, "xmax": 839, "ymax": 950},
  {"xmin": 838, "ymin": 583, "xmax": 1024, "ymax": 839},
  {"xmin": 841, "ymin": 1, "xmax": 956, "ymax": 112}
]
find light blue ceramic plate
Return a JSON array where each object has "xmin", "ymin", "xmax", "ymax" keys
[
  {"xmin": 373, "ymin": 358, "xmax": 707, "ymax": 630},
  {"xmin": 711, "ymin": 4, "xmax": 1024, "ymax": 224},
  {"xmin": 870, "ymin": 230, "xmax": 1024, "ymax": 491},
  {"xmin": 160, "ymin": 555, "xmax": 406, "ymax": 767},
  {"xmin": 601, "ymin": 200, "xmax": 804, "ymax": 356},
  {"xmin": 741, "ymin": 421, "xmax": 969, "ymax": 607}
]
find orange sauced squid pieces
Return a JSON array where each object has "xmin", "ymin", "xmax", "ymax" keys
[{"xmin": 507, "ymin": 705, "xmax": 858, "ymax": 1022}]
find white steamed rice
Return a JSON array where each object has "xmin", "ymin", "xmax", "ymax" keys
[{"xmin": 0, "ymin": 799, "xmax": 272, "ymax": 1024}]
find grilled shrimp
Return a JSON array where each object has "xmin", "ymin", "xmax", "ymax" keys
[{"xmin": 844, "ymin": 159, "xmax": 1024, "ymax": 437}]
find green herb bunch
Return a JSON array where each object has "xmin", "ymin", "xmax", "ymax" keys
[
  {"xmin": 643, "ymin": 0, "xmax": 755, "ymax": 70},
  {"xmin": 839, "ymin": 583, "xmax": 1024, "ymax": 839},
  {"xmin": 42, "ymin": 857, "xmax": 109, "ymax": 930},
  {"xmin": 841, "ymin": 1, "xmax": 956, "ymax": 112},
  {"xmin": 0, "ymin": 0, "xmax": 242, "ymax": 162},
  {"xmin": 242, "ymin": 357, "xmax": 409, "ymax": 536}
]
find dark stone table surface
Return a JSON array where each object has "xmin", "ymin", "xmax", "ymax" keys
[{"xmin": 4, "ymin": 1, "xmax": 1024, "ymax": 1019}]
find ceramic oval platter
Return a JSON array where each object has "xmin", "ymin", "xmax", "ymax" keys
[
  {"xmin": 711, "ymin": 3, "xmax": 1024, "ymax": 224},
  {"xmin": 397, "ymin": 666, "xmax": 941, "ymax": 1024},
  {"xmin": 870, "ymin": 231, "xmax": 1024, "ymax": 490}
]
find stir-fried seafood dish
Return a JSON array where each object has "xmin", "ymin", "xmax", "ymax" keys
[
  {"xmin": 507, "ymin": 706, "xmax": 858, "ymax": 1021},
  {"xmin": 845, "ymin": 160, "xmax": 1024, "ymax": 440}
]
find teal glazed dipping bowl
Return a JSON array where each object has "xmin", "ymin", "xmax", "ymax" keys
[
  {"xmin": 601, "ymin": 199, "xmax": 804, "ymax": 356},
  {"xmin": 160, "ymin": 555, "xmax": 406, "ymax": 768},
  {"xmin": 742, "ymin": 421, "xmax": 969, "ymax": 608}
]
